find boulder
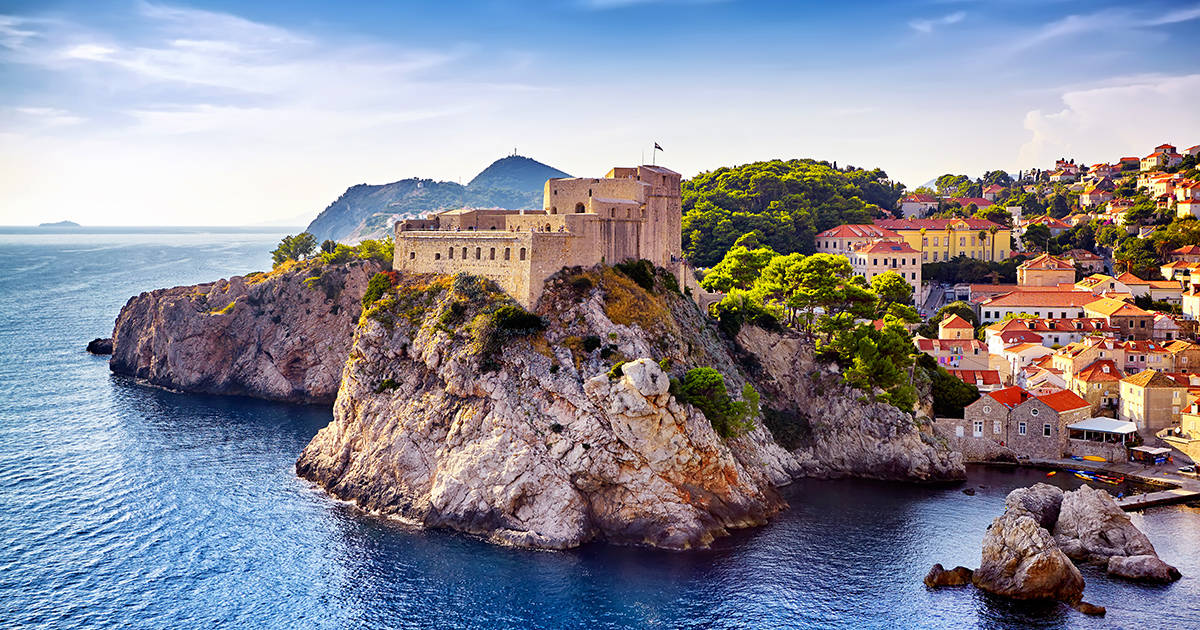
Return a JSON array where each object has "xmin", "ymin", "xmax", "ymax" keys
[
  {"xmin": 86, "ymin": 337, "xmax": 113, "ymax": 354},
  {"xmin": 973, "ymin": 507, "xmax": 1085, "ymax": 602},
  {"xmin": 1107, "ymin": 554, "xmax": 1182, "ymax": 583},
  {"xmin": 1005, "ymin": 483, "xmax": 1063, "ymax": 530},
  {"xmin": 1074, "ymin": 601, "xmax": 1106, "ymax": 616},
  {"xmin": 1053, "ymin": 484, "xmax": 1157, "ymax": 563},
  {"xmin": 924, "ymin": 564, "xmax": 973, "ymax": 587}
]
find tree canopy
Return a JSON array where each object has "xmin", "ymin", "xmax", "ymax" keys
[
  {"xmin": 681, "ymin": 159, "xmax": 902, "ymax": 267},
  {"xmin": 271, "ymin": 232, "xmax": 318, "ymax": 266}
]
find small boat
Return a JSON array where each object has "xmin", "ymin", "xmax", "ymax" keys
[
  {"xmin": 1046, "ymin": 471, "xmax": 1058, "ymax": 477},
  {"xmin": 1073, "ymin": 472, "xmax": 1093, "ymax": 481},
  {"xmin": 1081, "ymin": 455, "xmax": 1107, "ymax": 462}
]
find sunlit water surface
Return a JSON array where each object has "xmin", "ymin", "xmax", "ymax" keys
[{"xmin": 1, "ymin": 229, "xmax": 1197, "ymax": 629}]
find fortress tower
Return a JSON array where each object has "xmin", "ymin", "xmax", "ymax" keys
[{"xmin": 393, "ymin": 165, "xmax": 682, "ymax": 308}]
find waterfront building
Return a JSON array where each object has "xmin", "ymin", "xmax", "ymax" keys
[
  {"xmin": 1008, "ymin": 390, "xmax": 1092, "ymax": 459},
  {"xmin": 1119, "ymin": 369, "xmax": 1188, "ymax": 434}
]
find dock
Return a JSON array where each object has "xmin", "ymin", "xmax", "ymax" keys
[
  {"xmin": 1115, "ymin": 487, "xmax": 1200, "ymax": 510},
  {"xmin": 1027, "ymin": 457, "xmax": 1200, "ymax": 511}
]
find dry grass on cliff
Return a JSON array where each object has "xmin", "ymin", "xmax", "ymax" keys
[{"xmin": 600, "ymin": 268, "xmax": 669, "ymax": 332}]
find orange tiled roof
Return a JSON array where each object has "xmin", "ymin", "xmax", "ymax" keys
[
  {"xmin": 1123, "ymin": 369, "xmax": 1184, "ymax": 389},
  {"xmin": 1084, "ymin": 297, "xmax": 1152, "ymax": 317},
  {"xmin": 981, "ymin": 291, "xmax": 1106, "ymax": 308},
  {"xmin": 816, "ymin": 224, "xmax": 900, "ymax": 239},
  {"xmin": 874, "ymin": 218, "xmax": 1004, "ymax": 231},
  {"xmin": 940, "ymin": 314, "xmax": 973, "ymax": 329},
  {"xmin": 1036, "ymin": 389, "xmax": 1091, "ymax": 412},
  {"xmin": 987, "ymin": 386, "xmax": 1031, "ymax": 408},
  {"xmin": 1019, "ymin": 253, "xmax": 1074, "ymax": 270},
  {"xmin": 949, "ymin": 369, "xmax": 1001, "ymax": 386},
  {"xmin": 854, "ymin": 240, "xmax": 919, "ymax": 254},
  {"xmin": 1075, "ymin": 359, "xmax": 1123, "ymax": 383}
]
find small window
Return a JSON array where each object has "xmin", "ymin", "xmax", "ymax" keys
[
  {"xmin": 461, "ymin": 247, "xmax": 467, "ymax": 259},
  {"xmin": 994, "ymin": 420, "xmax": 1002, "ymax": 435},
  {"xmin": 983, "ymin": 405, "xmax": 991, "ymax": 414},
  {"xmin": 1043, "ymin": 423, "xmax": 1052, "ymax": 437},
  {"xmin": 489, "ymin": 248, "xmax": 495, "ymax": 260},
  {"xmin": 1019, "ymin": 422, "xmax": 1027, "ymax": 436},
  {"xmin": 434, "ymin": 253, "xmax": 441, "ymax": 260},
  {"xmin": 408, "ymin": 251, "xmax": 415, "ymax": 260},
  {"xmin": 1031, "ymin": 408, "xmax": 1040, "ymax": 417},
  {"xmin": 448, "ymin": 247, "xmax": 453, "ymax": 259},
  {"xmin": 575, "ymin": 202, "xmax": 585, "ymax": 213},
  {"xmin": 504, "ymin": 248, "xmax": 511, "ymax": 261},
  {"xmin": 973, "ymin": 421, "xmax": 983, "ymax": 437},
  {"xmin": 475, "ymin": 247, "xmax": 481, "ymax": 260},
  {"xmin": 519, "ymin": 247, "xmax": 526, "ymax": 261}
]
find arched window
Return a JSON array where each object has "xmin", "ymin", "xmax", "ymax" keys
[
  {"xmin": 626, "ymin": 209, "xmax": 631, "ymax": 218},
  {"xmin": 504, "ymin": 247, "xmax": 511, "ymax": 261},
  {"xmin": 448, "ymin": 247, "xmax": 454, "ymax": 259},
  {"xmin": 475, "ymin": 247, "xmax": 481, "ymax": 260},
  {"xmin": 610, "ymin": 209, "xmax": 614, "ymax": 217},
  {"xmin": 462, "ymin": 247, "xmax": 467, "ymax": 259},
  {"xmin": 519, "ymin": 247, "xmax": 526, "ymax": 261},
  {"xmin": 550, "ymin": 206, "xmax": 557, "ymax": 215},
  {"xmin": 489, "ymin": 248, "xmax": 495, "ymax": 260},
  {"xmin": 545, "ymin": 224, "xmax": 551, "ymax": 231},
  {"xmin": 575, "ymin": 202, "xmax": 585, "ymax": 213},
  {"xmin": 409, "ymin": 251, "xmax": 415, "ymax": 260}
]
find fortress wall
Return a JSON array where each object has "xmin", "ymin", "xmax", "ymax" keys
[
  {"xmin": 394, "ymin": 230, "xmax": 535, "ymax": 305},
  {"xmin": 543, "ymin": 178, "xmax": 645, "ymax": 214}
]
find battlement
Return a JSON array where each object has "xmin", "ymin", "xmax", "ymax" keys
[{"xmin": 394, "ymin": 165, "xmax": 681, "ymax": 307}]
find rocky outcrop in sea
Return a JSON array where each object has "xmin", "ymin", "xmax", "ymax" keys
[
  {"xmin": 928, "ymin": 482, "xmax": 1181, "ymax": 616},
  {"xmin": 295, "ymin": 266, "xmax": 964, "ymax": 549},
  {"xmin": 109, "ymin": 258, "xmax": 382, "ymax": 404}
]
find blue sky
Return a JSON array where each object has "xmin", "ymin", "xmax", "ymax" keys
[{"xmin": 2, "ymin": 0, "xmax": 1199, "ymax": 225}]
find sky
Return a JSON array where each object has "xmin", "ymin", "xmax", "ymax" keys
[{"xmin": 1, "ymin": 0, "xmax": 1199, "ymax": 226}]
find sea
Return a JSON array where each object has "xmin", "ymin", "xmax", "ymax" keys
[{"xmin": 1, "ymin": 227, "xmax": 1198, "ymax": 629}]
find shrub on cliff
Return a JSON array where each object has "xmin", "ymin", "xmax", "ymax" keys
[
  {"xmin": 672, "ymin": 367, "xmax": 757, "ymax": 439},
  {"xmin": 362, "ymin": 271, "xmax": 398, "ymax": 308},
  {"xmin": 271, "ymin": 232, "xmax": 318, "ymax": 267},
  {"xmin": 614, "ymin": 259, "xmax": 655, "ymax": 292},
  {"xmin": 491, "ymin": 305, "xmax": 544, "ymax": 335}
]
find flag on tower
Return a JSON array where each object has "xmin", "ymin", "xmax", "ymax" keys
[{"xmin": 654, "ymin": 142, "xmax": 663, "ymax": 151}]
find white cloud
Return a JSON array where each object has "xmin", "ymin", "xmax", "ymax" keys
[
  {"xmin": 908, "ymin": 11, "xmax": 966, "ymax": 33},
  {"xmin": 1018, "ymin": 74, "xmax": 1200, "ymax": 167},
  {"xmin": 1001, "ymin": 4, "xmax": 1200, "ymax": 56}
]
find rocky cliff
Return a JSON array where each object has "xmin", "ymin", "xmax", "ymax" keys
[
  {"xmin": 110, "ymin": 258, "xmax": 382, "ymax": 404},
  {"xmin": 295, "ymin": 266, "xmax": 964, "ymax": 549}
]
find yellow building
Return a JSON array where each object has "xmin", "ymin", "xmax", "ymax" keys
[{"xmin": 873, "ymin": 218, "xmax": 1012, "ymax": 264}]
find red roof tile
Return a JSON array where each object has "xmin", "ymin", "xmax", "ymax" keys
[
  {"xmin": 816, "ymin": 224, "xmax": 900, "ymax": 239},
  {"xmin": 1075, "ymin": 359, "xmax": 1123, "ymax": 383},
  {"xmin": 987, "ymin": 386, "xmax": 1032, "ymax": 408},
  {"xmin": 874, "ymin": 218, "xmax": 1004, "ymax": 231},
  {"xmin": 1036, "ymin": 389, "xmax": 1091, "ymax": 412}
]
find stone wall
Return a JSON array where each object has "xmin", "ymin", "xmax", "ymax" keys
[
  {"xmin": 1066, "ymin": 439, "xmax": 1127, "ymax": 463},
  {"xmin": 1008, "ymin": 400, "xmax": 1090, "ymax": 459},
  {"xmin": 933, "ymin": 417, "xmax": 1016, "ymax": 462}
]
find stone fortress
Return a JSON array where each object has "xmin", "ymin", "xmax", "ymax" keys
[{"xmin": 394, "ymin": 165, "xmax": 683, "ymax": 307}]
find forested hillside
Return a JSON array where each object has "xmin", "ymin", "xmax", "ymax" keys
[{"xmin": 681, "ymin": 159, "xmax": 904, "ymax": 267}]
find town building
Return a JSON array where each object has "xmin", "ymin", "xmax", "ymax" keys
[
  {"xmin": 847, "ymin": 240, "xmax": 922, "ymax": 295},
  {"xmin": 915, "ymin": 338, "xmax": 989, "ymax": 370},
  {"xmin": 1171, "ymin": 245, "xmax": 1200, "ymax": 263},
  {"xmin": 983, "ymin": 317, "xmax": 1117, "ymax": 352},
  {"xmin": 1119, "ymin": 369, "xmax": 1188, "ymax": 434},
  {"xmin": 938, "ymin": 314, "xmax": 974, "ymax": 339},
  {"xmin": 1017, "ymin": 254, "xmax": 1076, "ymax": 287},
  {"xmin": 1064, "ymin": 249, "xmax": 1105, "ymax": 273},
  {"xmin": 872, "ymin": 218, "xmax": 1011, "ymax": 263},
  {"xmin": 948, "ymin": 369, "xmax": 1003, "ymax": 392},
  {"xmin": 1114, "ymin": 272, "xmax": 1184, "ymax": 303},
  {"xmin": 1185, "ymin": 287, "xmax": 1200, "ymax": 321},
  {"xmin": 897, "ymin": 193, "xmax": 939, "ymax": 218},
  {"xmin": 394, "ymin": 165, "xmax": 682, "ymax": 308},
  {"xmin": 1009, "ymin": 390, "xmax": 1092, "ymax": 459},
  {"xmin": 978, "ymin": 290, "xmax": 1104, "ymax": 322},
  {"xmin": 1163, "ymin": 394, "xmax": 1200, "ymax": 463},
  {"xmin": 814, "ymin": 224, "xmax": 902, "ymax": 257},
  {"xmin": 1083, "ymin": 297, "xmax": 1155, "ymax": 340},
  {"xmin": 1069, "ymin": 359, "xmax": 1123, "ymax": 414},
  {"xmin": 1121, "ymin": 340, "xmax": 1175, "ymax": 374}
]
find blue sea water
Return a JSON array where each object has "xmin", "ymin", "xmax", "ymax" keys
[{"xmin": 1, "ymin": 228, "xmax": 1198, "ymax": 629}]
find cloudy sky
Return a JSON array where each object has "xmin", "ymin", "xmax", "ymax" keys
[{"xmin": 2, "ymin": 0, "xmax": 1199, "ymax": 225}]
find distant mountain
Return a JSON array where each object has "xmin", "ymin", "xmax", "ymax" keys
[
  {"xmin": 304, "ymin": 155, "xmax": 570, "ymax": 243},
  {"xmin": 38, "ymin": 220, "xmax": 80, "ymax": 228}
]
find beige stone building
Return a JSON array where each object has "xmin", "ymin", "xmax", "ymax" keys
[
  {"xmin": 1017, "ymin": 254, "xmax": 1076, "ymax": 287},
  {"xmin": 394, "ymin": 165, "xmax": 682, "ymax": 307},
  {"xmin": 1119, "ymin": 369, "xmax": 1188, "ymax": 434},
  {"xmin": 847, "ymin": 240, "xmax": 922, "ymax": 296}
]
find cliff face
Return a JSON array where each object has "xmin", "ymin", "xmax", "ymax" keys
[
  {"xmin": 296, "ymin": 267, "xmax": 964, "ymax": 549},
  {"xmin": 110, "ymin": 259, "xmax": 382, "ymax": 404}
]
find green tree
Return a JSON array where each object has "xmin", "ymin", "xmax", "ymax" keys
[
  {"xmin": 871, "ymin": 271, "xmax": 913, "ymax": 311},
  {"xmin": 271, "ymin": 232, "xmax": 318, "ymax": 266},
  {"xmin": 700, "ymin": 233, "xmax": 778, "ymax": 292},
  {"xmin": 1113, "ymin": 237, "xmax": 1161, "ymax": 278},
  {"xmin": 675, "ymin": 367, "xmax": 757, "ymax": 438},
  {"xmin": 1022, "ymin": 223, "xmax": 1052, "ymax": 251},
  {"xmin": 320, "ymin": 239, "xmax": 337, "ymax": 254}
]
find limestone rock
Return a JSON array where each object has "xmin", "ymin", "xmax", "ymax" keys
[
  {"xmin": 86, "ymin": 337, "xmax": 113, "ymax": 355},
  {"xmin": 109, "ymin": 259, "xmax": 382, "ymax": 404},
  {"xmin": 1074, "ymin": 601, "xmax": 1106, "ymax": 616},
  {"xmin": 735, "ymin": 326, "xmax": 965, "ymax": 482},
  {"xmin": 924, "ymin": 564, "xmax": 973, "ymax": 587},
  {"xmin": 1005, "ymin": 483, "xmax": 1063, "ymax": 531},
  {"xmin": 1053, "ymin": 484, "xmax": 1157, "ymax": 563},
  {"xmin": 972, "ymin": 486, "xmax": 1084, "ymax": 603},
  {"xmin": 1106, "ymin": 554, "xmax": 1182, "ymax": 583}
]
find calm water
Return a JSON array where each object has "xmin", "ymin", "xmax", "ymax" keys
[{"xmin": 1, "ymin": 229, "xmax": 1198, "ymax": 629}]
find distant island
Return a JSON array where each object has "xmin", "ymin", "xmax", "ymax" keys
[{"xmin": 38, "ymin": 220, "xmax": 81, "ymax": 228}]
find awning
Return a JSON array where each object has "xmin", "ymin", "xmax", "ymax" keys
[
  {"xmin": 1067, "ymin": 417, "xmax": 1137, "ymax": 434},
  {"xmin": 1130, "ymin": 446, "xmax": 1172, "ymax": 455}
]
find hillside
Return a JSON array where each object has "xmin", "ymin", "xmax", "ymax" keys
[{"xmin": 304, "ymin": 155, "xmax": 570, "ymax": 243}]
